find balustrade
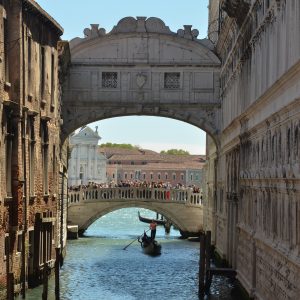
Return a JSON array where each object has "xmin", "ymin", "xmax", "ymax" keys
[{"xmin": 68, "ymin": 186, "xmax": 203, "ymax": 207}]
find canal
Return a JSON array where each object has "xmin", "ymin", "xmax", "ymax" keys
[{"xmin": 24, "ymin": 208, "xmax": 235, "ymax": 299}]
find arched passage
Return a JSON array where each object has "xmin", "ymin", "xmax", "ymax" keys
[
  {"xmin": 61, "ymin": 17, "xmax": 221, "ymax": 148},
  {"xmin": 68, "ymin": 200, "xmax": 203, "ymax": 236}
]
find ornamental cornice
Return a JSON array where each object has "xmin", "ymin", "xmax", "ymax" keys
[{"xmin": 69, "ymin": 16, "xmax": 207, "ymax": 49}]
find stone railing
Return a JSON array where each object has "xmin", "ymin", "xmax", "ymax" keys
[{"xmin": 68, "ymin": 187, "xmax": 203, "ymax": 207}]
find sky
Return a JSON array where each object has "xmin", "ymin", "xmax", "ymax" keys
[{"xmin": 35, "ymin": 0, "xmax": 209, "ymax": 154}]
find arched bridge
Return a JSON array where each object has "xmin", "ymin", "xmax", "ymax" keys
[
  {"xmin": 61, "ymin": 16, "xmax": 221, "ymax": 146},
  {"xmin": 68, "ymin": 186, "xmax": 204, "ymax": 236}
]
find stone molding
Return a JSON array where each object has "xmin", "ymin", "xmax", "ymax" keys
[{"xmin": 70, "ymin": 16, "xmax": 203, "ymax": 48}]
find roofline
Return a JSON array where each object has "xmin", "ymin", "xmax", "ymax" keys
[{"xmin": 24, "ymin": 0, "xmax": 63, "ymax": 36}]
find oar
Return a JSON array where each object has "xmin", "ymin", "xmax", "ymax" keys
[{"xmin": 123, "ymin": 229, "xmax": 150, "ymax": 250}]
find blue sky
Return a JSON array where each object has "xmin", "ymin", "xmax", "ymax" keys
[{"xmin": 36, "ymin": 0, "xmax": 208, "ymax": 154}]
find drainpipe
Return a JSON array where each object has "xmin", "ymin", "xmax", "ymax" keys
[
  {"xmin": 21, "ymin": 7, "xmax": 27, "ymax": 298},
  {"xmin": 21, "ymin": 108, "xmax": 28, "ymax": 298}
]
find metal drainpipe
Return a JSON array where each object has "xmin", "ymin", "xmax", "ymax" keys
[
  {"xmin": 21, "ymin": 109, "xmax": 28, "ymax": 298},
  {"xmin": 21, "ymin": 7, "xmax": 27, "ymax": 297}
]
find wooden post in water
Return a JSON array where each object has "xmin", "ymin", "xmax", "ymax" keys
[
  {"xmin": 198, "ymin": 232, "xmax": 206, "ymax": 299},
  {"xmin": 55, "ymin": 247, "xmax": 60, "ymax": 299},
  {"xmin": 42, "ymin": 225, "xmax": 48, "ymax": 300},
  {"xmin": 205, "ymin": 231, "xmax": 212, "ymax": 294}
]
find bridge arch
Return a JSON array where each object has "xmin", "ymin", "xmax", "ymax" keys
[
  {"xmin": 79, "ymin": 204, "xmax": 189, "ymax": 235},
  {"xmin": 68, "ymin": 186, "xmax": 204, "ymax": 236},
  {"xmin": 61, "ymin": 17, "xmax": 221, "ymax": 147}
]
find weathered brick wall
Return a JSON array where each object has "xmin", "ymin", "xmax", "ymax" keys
[{"xmin": 0, "ymin": 0, "xmax": 64, "ymax": 294}]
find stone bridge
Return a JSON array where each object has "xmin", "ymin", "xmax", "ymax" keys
[
  {"xmin": 68, "ymin": 186, "xmax": 203, "ymax": 236},
  {"xmin": 61, "ymin": 16, "xmax": 221, "ymax": 146}
]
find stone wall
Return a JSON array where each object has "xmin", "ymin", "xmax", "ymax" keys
[
  {"xmin": 0, "ymin": 0, "xmax": 64, "ymax": 295},
  {"xmin": 206, "ymin": 0, "xmax": 300, "ymax": 298}
]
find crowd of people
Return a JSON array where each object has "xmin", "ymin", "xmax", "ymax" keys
[{"xmin": 69, "ymin": 180, "xmax": 201, "ymax": 193}]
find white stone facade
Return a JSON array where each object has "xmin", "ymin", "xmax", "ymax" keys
[
  {"xmin": 61, "ymin": 17, "xmax": 221, "ymax": 143},
  {"xmin": 205, "ymin": 1, "xmax": 300, "ymax": 299},
  {"xmin": 68, "ymin": 127, "xmax": 107, "ymax": 186}
]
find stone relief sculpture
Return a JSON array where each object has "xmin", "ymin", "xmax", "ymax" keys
[
  {"xmin": 221, "ymin": 0, "xmax": 250, "ymax": 26},
  {"xmin": 136, "ymin": 73, "xmax": 147, "ymax": 89}
]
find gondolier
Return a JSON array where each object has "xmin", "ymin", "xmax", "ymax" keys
[{"xmin": 150, "ymin": 220, "xmax": 157, "ymax": 240}]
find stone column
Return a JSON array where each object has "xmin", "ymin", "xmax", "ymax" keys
[
  {"xmin": 87, "ymin": 145, "xmax": 91, "ymax": 183},
  {"xmin": 94, "ymin": 145, "xmax": 97, "ymax": 182},
  {"xmin": 76, "ymin": 144, "xmax": 80, "ymax": 185}
]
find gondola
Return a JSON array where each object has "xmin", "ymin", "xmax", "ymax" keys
[
  {"xmin": 138, "ymin": 211, "xmax": 166, "ymax": 226},
  {"xmin": 138, "ymin": 232, "xmax": 161, "ymax": 256}
]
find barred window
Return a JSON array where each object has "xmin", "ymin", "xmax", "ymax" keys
[
  {"xmin": 164, "ymin": 72, "xmax": 180, "ymax": 89},
  {"xmin": 102, "ymin": 72, "xmax": 117, "ymax": 88}
]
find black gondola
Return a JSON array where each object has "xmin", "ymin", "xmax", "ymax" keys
[
  {"xmin": 138, "ymin": 232, "xmax": 161, "ymax": 256},
  {"xmin": 138, "ymin": 211, "xmax": 166, "ymax": 226}
]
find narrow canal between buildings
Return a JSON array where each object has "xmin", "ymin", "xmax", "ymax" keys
[{"xmin": 25, "ymin": 208, "xmax": 236, "ymax": 299}]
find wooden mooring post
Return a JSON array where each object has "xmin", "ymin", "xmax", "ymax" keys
[
  {"xmin": 198, "ymin": 231, "xmax": 212, "ymax": 299},
  {"xmin": 199, "ymin": 230, "xmax": 237, "ymax": 296},
  {"xmin": 55, "ymin": 247, "xmax": 60, "ymax": 299},
  {"xmin": 198, "ymin": 232, "xmax": 206, "ymax": 299}
]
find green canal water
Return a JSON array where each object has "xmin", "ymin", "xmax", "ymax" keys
[{"xmin": 24, "ymin": 208, "xmax": 235, "ymax": 299}]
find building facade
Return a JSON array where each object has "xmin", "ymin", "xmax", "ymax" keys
[
  {"xmin": 105, "ymin": 149, "xmax": 205, "ymax": 188},
  {"xmin": 68, "ymin": 126, "xmax": 107, "ymax": 186},
  {"xmin": 0, "ymin": 0, "xmax": 67, "ymax": 297},
  {"xmin": 205, "ymin": 0, "xmax": 300, "ymax": 299}
]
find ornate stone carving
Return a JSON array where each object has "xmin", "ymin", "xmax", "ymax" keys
[
  {"xmin": 177, "ymin": 25, "xmax": 199, "ymax": 40},
  {"xmin": 70, "ymin": 17, "xmax": 203, "ymax": 49},
  {"xmin": 83, "ymin": 24, "xmax": 106, "ymax": 39},
  {"xmin": 221, "ymin": 0, "xmax": 250, "ymax": 27},
  {"xmin": 136, "ymin": 73, "xmax": 147, "ymax": 89},
  {"xmin": 145, "ymin": 17, "xmax": 172, "ymax": 34}
]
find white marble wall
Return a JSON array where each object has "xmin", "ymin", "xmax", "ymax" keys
[{"xmin": 205, "ymin": 1, "xmax": 300, "ymax": 298}]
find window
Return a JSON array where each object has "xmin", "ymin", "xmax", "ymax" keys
[
  {"xmin": 102, "ymin": 72, "xmax": 117, "ymax": 88},
  {"xmin": 124, "ymin": 173, "xmax": 127, "ymax": 179},
  {"xmin": 28, "ymin": 117, "xmax": 35, "ymax": 196},
  {"xmin": 112, "ymin": 173, "xmax": 115, "ymax": 179},
  {"xmin": 150, "ymin": 173, "xmax": 153, "ymax": 180},
  {"xmin": 3, "ymin": 15, "xmax": 9, "ymax": 82},
  {"xmin": 143, "ymin": 173, "xmax": 146, "ymax": 180},
  {"xmin": 164, "ymin": 72, "xmax": 180, "ymax": 89},
  {"xmin": 190, "ymin": 174, "xmax": 193, "ymax": 181},
  {"xmin": 17, "ymin": 233, "xmax": 22, "ymax": 253},
  {"xmin": 5, "ymin": 109, "xmax": 13, "ymax": 197},
  {"xmin": 40, "ymin": 46, "xmax": 45, "ymax": 99},
  {"xmin": 79, "ymin": 166, "xmax": 84, "ymax": 180},
  {"xmin": 41, "ymin": 121, "xmax": 49, "ymax": 195},
  {"xmin": 195, "ymin": 174, "xmax": 199, "ymax": 181},
  {"xmin": 157, "ymin": 173, "xmax": 161, "ymax": 180},
  {"xmin": 4, "ymin": 234, "xmax": 9, "ymax": 259},
  {"xmin": 131, "ymin": 161, "xmax": 134, "ymax": 165},
  {"xmin": 181, "ymin": 173, "xmax": 184, "ymax": 180},
  {"xmin": 130, "ymin": 173, "xmax": 133, "ymax": 179},
  {"xmin": 28, "ymin": 36, "xmax": 32, "ymax": 93},
  {"xmin": 165, "ymin": 173, "xmax": 168, "ymax": 180},
  {"xmin": 172, "ymin": 173, "xmax": 176, "ymax": 180},
  {"xmin": 50, "ymin": 53, "xmax": 55, "ymax": 107}
]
